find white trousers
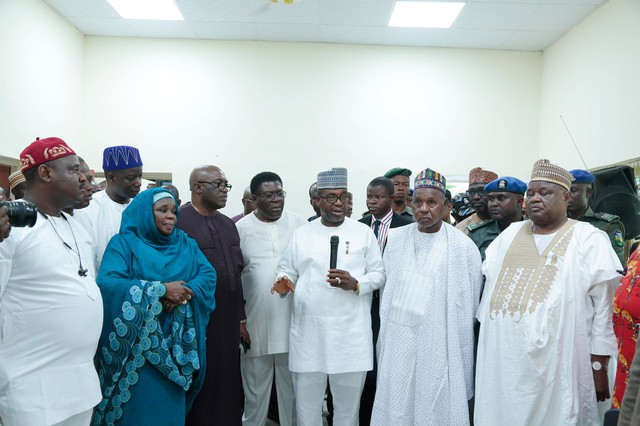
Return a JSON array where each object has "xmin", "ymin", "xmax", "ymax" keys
[
  {"xmin": 241, "ymin": 353, "xmax": 296, "ymax": 426},
  {"xmin": 52, "ymin": 408, "xmax": 93, "ymax": 426},
  {"xmin": 293, "ymin": 371, "xmax": 366, "ymax": 426}
]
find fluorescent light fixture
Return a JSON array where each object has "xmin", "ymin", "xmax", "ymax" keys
[
  {"xmin": 107, "ymin": 0, "xmax": 184, "ymax": 20},
  {"xmin": 389, "ymin": 1, "xmax": 465, "ymax": 28}
]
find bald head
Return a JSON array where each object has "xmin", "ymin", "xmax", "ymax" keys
[
  {"xmin": 189, "ymin": 165, "xmax": 229, "ymax": 215},
  {"xmin": 241, "ymin": 186, "xmax": 256, "ymax": 215},
  {"xmin": 189, "ymin": 165, "xmax": 222, "ymax": 190}
]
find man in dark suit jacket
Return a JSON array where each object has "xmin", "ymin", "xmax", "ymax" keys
[{"xmin": 358, "ymin": 176, "xmax": 412, "ymax": 425}]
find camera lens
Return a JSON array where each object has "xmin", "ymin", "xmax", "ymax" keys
[{"xmin": 0, "ymin": 201, "xmax": 37, "ymax": 228}]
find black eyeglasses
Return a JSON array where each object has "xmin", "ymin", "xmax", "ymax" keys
[
  {"xmin": 197, "ymin": 181, "xmax": 232, "ymax": 192},
  {"xmin": 318, "ymin": 193, "xmax": 351, "ymax": 205},
  {"xmin": 256, "ymin": 191, "xmax": 286, "ymax": 200},
  {"xmin": 467, "ymin": 189, "xmax": 487, "ymax": 197}
]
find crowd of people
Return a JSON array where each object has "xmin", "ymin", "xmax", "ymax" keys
[{"xmin": 0, "ymin": 136, "xmax": 639, "ymax": 426}]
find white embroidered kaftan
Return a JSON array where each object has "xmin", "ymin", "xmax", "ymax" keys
[
  {"xmin": 475, "ymin": 219, "xmax": 621, "ymax": 426},
  {"xmin": 371, "ymin": 223, "xmax": 482, "ymax": 426}
]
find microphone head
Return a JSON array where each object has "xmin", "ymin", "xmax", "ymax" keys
[{"xmin": 330, "ymin": 235, "xmax": 339, "ymax": 245}]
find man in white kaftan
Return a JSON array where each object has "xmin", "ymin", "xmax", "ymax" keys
[
  {"xmin": 475, "ymin": 160, "xmax": 621, "ymax": 426},
  {"xmin": 371, "ymin": 168, "xmax": 483, "ymax": 426},
  {"xmin": 237, "ymin": 172, "xmax": 307, "ymax": 426},
  {"xmin": 75, "ymin": 146, "xmax": 143, "ymax": 269},
  {"xmin": 274, "ymin": 168, "xmax": 385, "ymax": 426},
  {"xmin": 0, "ymin": 137, "xmax": 103, "ymax": 426}
]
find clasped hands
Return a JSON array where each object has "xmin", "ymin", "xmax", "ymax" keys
[
  {"xmin": 271, "ymin": 269, "xmax": 357, "ymax": 294},
  {"xmin": 162, "ymin": 280, "xmax": 194, "ymax": 312}
]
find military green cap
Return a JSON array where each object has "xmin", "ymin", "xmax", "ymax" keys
[{"xmin": 384, "ymin": 167, "xmax": 412, "ymax": 179}]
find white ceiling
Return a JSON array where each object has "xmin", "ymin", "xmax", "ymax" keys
[{"xmin": 42, "ymin": 0, "xmax": 608, "ymax": 52}]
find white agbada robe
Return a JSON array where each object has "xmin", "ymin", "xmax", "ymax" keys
[
  {"xmin": 0, "ymin": 213, "xmax": 103, "ymax": 425},
  {"xmin": 475, "ymin": 219, "xmax": 621, "ymax": 426},
  {"xmin": 237, "ymin": 211, "xmax": 307, "ymax": 426},
  {"xmin": 74, "ymin": 189, "xmax": 129, "ymax": 270},
  {"xmin": 277, "ymin": 217, "xmax": 386, "ymax": 373},
  {"xmin": 237, "ymin": 211, "xmax": 307, "ymax": 357},
  {"xmin": 371, "ymin": 223, "xmax": 482, "ymax": 426}
]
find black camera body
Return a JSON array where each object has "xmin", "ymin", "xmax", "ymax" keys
[{"xmin": 0, "ymin": 201, "xmax": 37, "ymax": 228}]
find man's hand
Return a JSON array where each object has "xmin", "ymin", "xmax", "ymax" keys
[
  {"xmin": 592, "ymin": 354, "xmax": 611, "ymax": 402},
  {"xmin": 240, "ymin": 322, "xmax": 251, "ymax": 344},
  {"xmin": 0, "ymin": 205, "xmax": 11, "ymax": 242},
  {"xmin": 327, "ymin": 269, "xmax": 358, "ymax": 292},
  {"xmin": 271, "ymin": 276, "xmax": 295, "ymax": 294}
]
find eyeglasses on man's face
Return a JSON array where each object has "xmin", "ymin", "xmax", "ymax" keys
[
  {"xmin": 256, "ymin": 190, "xmax": 286, "ymax": 200},
  {"xmin": 197, "ymin": 180, "xmax": 232, "ymax": 192},
  {"xmin": 467, "ymin": 189, "xmax": 487, "ymax": 197},
  {"xmin": 318, "ymin": 193, "xmax": 351, "ymax": 205}
]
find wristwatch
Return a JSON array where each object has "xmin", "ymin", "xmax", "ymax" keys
[{"xmin": 592, "ymin": 361, "xmax": 604, "ymax": 371}]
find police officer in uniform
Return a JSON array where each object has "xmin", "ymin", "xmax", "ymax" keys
[
  {"xmin": 568, "ymin": 169, "xmax": 626, "ymax": 266},
  {"xmin": 468, "ymin": 177, "xmax": 527, "ymax": 261}
]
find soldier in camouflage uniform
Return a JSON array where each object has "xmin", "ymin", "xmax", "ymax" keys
[
  {"xmin": 468, "ymin": 177, "xmax": 527, "ymax": 261},
  {"xmin": 568, "ymin": 169, "xmax": 626, "ymax": 266}
]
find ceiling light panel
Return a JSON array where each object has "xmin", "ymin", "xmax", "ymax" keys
[
  {"xmin": 107, "ymin": 0, "xmax": 184, "ymax": 20},
  {"xmin": 389, "ymin": 1, "xmax": 465, "ymax": 29}
]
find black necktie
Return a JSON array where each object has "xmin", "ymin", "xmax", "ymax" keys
[{"xmin": 373, "ymin": 220, "xmax": 381, "ymax": 238}]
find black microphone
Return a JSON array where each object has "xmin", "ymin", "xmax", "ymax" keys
[{"xmin": 330, "ymin": 235, "xmax": 339, "ymax": 269}]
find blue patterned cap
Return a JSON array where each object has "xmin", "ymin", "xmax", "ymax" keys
[
  {"xmin": 569, "ymin": 169, "xmax": 594, "ymax": 184},
  {"xmin": 317, "ymin": 167, "xmax": 348, "ymax": 190},
  {"xmin": 484, "ymin": 176, "xmax": 527, "ymax": 194},
  {"xmin": 103, "ymin": 145, "xmax": 143, "ymax": 171}
]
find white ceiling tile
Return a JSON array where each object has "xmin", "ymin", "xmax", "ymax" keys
[
  {"xmin": 521, "ymin": 4, "xmax": 599, "ymax": 31},
  {"xmin": 248, "ymin": 0, "xmax": 320, "ymax": 24},
  {"xmin": 319, "ymin": 0, "xmax": 395, "ymax": 26},
  {"xmin": 469, "ymin": 0, "xmax": 604, "ymax": 4},
  {"xmin": 191, "ymin": 21, "xmax": 257, "ymax": 39},
  {"xmin": 501, "ymin": 30, "xmax": 564, "ymax": 51},
  {"xmin": 43, "ymin": 0, "xmax": 120, "ymax": 18},
  {"xmin": 382, "ymin": 27, "xmax": 446, "ymax": 47},
  {"xmin": 319, "ymin": 25, "xmax": 384, "ymax": 46},
  {"xmin": 442, "ymin": 28, "xmax": 514, "ymax": 50},
  {"xmin": 126, "ymin": 20, "xmax": 198, "ymax": 39},
  {"xmin": 39, "ymin": 0, "xmax": 610, "ymax": 51},
  {"xmin": 255, "ymin": 23, "xmax": 320, "ymax": 42},
  {"xmin": 64, "ymin": 16, "xmax": 136, "ymax": 37},
  {"xmin": 175, "ymin": 0, "xmax": 251, "ymax": 22},
  {"xmin": 454, "ymin": 2, "xmax": 540, "ymax": 30}
]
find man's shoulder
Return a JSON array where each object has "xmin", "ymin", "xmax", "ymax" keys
[
  {"xmin": 593, "ymin": 211, "xmax": 623, "ymax": 224},
  {"xmin": 468, "ymin": 219, "xmax": 496, "ymax": 233},
  {"xmin": 346, "ymin": 217, "xmax": 375, "ymax": 232},
  {"xmin": 578, "ymin": 210, "xmax": 624, "ymax": 231},
  {"xmin": 456, "ymin": 213, "xmax": 477, "ymax": 230},
  {"xmin": 358, "ymin": 214, "xmax": 371, "ymax": 225},
  {"xmin": 282, "ymin": 210, "xmax": 308, "ymax": 226},
  {"xmin": 391, "ymin": 212, "xmax": 414, "ymax": 227}
]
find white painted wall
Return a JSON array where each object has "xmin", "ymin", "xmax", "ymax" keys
[
  {"xmin": 4, "ymin": 0, "xmax": 638, "ymax": 216},
  {"xmin": 82, "ymin": 38, "xmax": 541, "ymax": 216},
  {"xmin": 539, "ymin": 0, "xmax": 640, "ymax": 171},
  {"xmin": 0, "ymin": 0, "xmax": 84, "ymax": 156}
]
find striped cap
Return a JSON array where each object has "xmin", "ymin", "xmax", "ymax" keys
[
  {"xmin": 530, "ymin": 159, "xmax": 573, "ymax": 190},
  {"xmin": 317, "ymin": 167, "xmax": 348, "ymax": 190}
]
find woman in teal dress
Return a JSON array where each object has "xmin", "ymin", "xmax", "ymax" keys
[{"xmin": 93, "ymin": 188, "xmax": 216, "ymax": 425}]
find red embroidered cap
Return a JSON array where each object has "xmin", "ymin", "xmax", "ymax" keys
[{"xmin": 20, "ymin": 137, "xmax": 76, "ymax": 172}]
